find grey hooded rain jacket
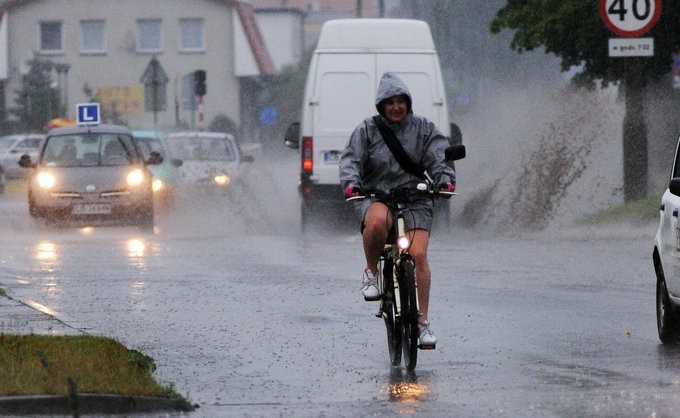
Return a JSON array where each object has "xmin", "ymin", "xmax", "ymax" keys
[{"xmin": 339, "ymin": 72, "xmax": 455, "ymax": 198}]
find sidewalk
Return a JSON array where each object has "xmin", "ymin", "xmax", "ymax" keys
[{"xmin": 0, "ymin": 291, "xmax": 83, "ymax": 335}]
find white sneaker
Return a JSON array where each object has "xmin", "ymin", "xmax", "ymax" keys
[
  {"xmin": 361, "ymin": 268, "xmax": 381, "ymax": 301},
  {"xmin": 418, "ymin": 321, "xmax": 437, "ymax": 348}
]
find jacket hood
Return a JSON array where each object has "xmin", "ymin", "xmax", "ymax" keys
[{"xmin": 375, "ymin": 72, "xmax": 412, "ymax": 117}]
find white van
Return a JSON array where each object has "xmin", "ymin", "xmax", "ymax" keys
[{"xmin": 284, "ymin": 18, "xmax": 459, "ymax": 231}]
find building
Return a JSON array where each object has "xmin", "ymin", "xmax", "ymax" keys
[
  {"xmin": 248, "ymin": 0, "xmax": 383, "ymax": 49},
  {"xmin": 0, "ymin": 0, "xmax": 277, "ymax": 137}
]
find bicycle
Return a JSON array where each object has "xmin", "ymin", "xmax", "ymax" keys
[
  {"xmin": 348, "ymin": 179, "xmax": 454, "ymax": 371},
  {"xmin": 347, "ymin": 144, "xmax": 465, "ymax": 370}
]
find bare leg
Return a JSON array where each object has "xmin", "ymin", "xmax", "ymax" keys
[
  {"xmin": 408, "ymin": 229, "xmax": 431, "ymax": 324},
  {"xmin": 362, "ymin": 202, "xmax": 391, "ymax": 274}
]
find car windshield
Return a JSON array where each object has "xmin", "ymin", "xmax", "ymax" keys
[
  {"xmin": 0, "ymin": 136, "xmax": 17, "ymax": 151},
  {"xmin": 167, "ymin": 136, "xmax": 237, "ymax": 162},
  {"xmin": 41, "ymin": 133, "xmax": 138, "ymax": 167}
]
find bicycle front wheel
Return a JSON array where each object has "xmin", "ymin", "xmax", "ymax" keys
[
  {"xmin": 382, "ymin": 258, "xmax": 402, "ymax": 366},
  {"xmin": 399, "ymin": 258, "xmax": 419, "ymax": 371}
]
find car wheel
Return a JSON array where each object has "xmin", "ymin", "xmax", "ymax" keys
[{"xmin": 656, "ymin": 263, "xmax": 680, "ymax": 343}]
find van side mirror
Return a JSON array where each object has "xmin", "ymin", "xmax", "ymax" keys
[
  {"xmin": 450, "ymin": 123, "xmax": 462, "ymax": 146},
  {"xmin": 670, "ymin": 178, "xmax": 680, "ymax": 196},
  {"xmin": 284, "ymin": 122, "xmax": 300, "ymax": 149},
  {"xmin": 445, "ymin": 144, "xmax": 466, "ymax": 161},
  {"xmin": 18, "ymin": 153, "xmax": 34, "ymax": 168}
]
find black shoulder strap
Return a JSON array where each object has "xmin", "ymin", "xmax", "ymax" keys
[{"xmin": 372, "ymin": 115, "xmax": 425, "ymax": 179}]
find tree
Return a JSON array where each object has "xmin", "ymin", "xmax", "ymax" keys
[
  {"xmin": 490, "ymin": 1, "xmax": 680, "ymax": 202},
  {"xmin": 11, "ymin": 57, "xmax": 65, "ymax": 132}
]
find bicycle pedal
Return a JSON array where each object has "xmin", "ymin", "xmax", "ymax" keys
[{"xmin": 418, "ymin": 343, "xmax": 436, "ymax": 350}]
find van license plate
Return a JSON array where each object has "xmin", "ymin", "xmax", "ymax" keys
[
  {"xmin": 72, "ymin": 204, "xmax": 111, "ymax": 215},
  {"xmin": 323, "ymin": 150, "xmax": 342, "ymax": 164}
]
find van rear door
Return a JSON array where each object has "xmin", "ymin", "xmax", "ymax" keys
[{"xmin": 312, "ymin": 54, "xmax": 375, "ymax": 185}]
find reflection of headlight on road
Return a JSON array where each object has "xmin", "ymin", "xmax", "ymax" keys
[
  {"xmin": 152, "ymin": 178, "xmax": 164, "ymax": 192},
  {"xmin": 36, "ymin": 171, "xmax": 56, "ymax": 190},
  {"xmin": 213, "ymin": 174, "xmax": 230, "ymax": 187},
  {"xmin": 127, "ymin": 169, "xmax": 145, "ymax": 187}
]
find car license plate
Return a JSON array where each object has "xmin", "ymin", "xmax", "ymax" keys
[
  {"xmin": 72, "ymin": 204, "xmax": 111, "ymax": 215},
  {"xmin": 323, "ymin": 150, "xmax": 342, "ymax": 164}
]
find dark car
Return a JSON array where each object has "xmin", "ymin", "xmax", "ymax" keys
[{"xmin": 19, "ymin": 124, "xmax": 162, "ymax": 229}]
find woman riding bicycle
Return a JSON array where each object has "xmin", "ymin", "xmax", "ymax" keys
[{"xmin": 339, "ymin": 72, "xmax": 456, "ymax": 347}]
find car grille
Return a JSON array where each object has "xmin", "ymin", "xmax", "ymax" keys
[{"xmin": 49, "ymin": 190, "xmax": 131, "ymax": 199}]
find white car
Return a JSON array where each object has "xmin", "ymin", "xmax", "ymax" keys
[
  {"xmin": 654, "ymin": 135, "xmax": 680, "ymax": 343},
  {"xmin": 165, "ymin": 131, "xmax": 253, "ymax": 195},
  {"xmin": 0, "ymin": 133, "xmax": 44, "ymax": 179}
]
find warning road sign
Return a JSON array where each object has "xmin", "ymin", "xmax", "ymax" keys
[{"xmin": 600, "ymin": 0, "xmax": 661, "ymax": 38}]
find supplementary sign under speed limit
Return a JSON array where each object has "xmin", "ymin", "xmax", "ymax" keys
[{"xmin": 600, "ymin": 0, "xmax": 661, "ymax": 37}]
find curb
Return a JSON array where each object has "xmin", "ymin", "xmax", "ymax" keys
[{"xmin": 0, "ymin": 394, "xmax": 196, "ymax": 415}]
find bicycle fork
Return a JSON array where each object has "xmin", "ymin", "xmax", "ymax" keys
[{"xmin": 396, "ymin": 213, "xmax": 420, "ymax": 317}]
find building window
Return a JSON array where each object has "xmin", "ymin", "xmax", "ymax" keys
[
  {"xmin": 137, "ymin": 19, "xmax": 162, "ymax": 52},
  {"xmin": 179, "ymin": 18, "xmax": 205, "ymax": 52},
  {"xmin": 40, "ymin": 21, "xmax": 62, "ymax": 53},
  {"xmin": 81, "ymin": 20, "xmax": 106, "ymax": 54}
]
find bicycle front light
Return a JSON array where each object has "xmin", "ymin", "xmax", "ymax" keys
[{"xmin": 397, "ymin": 235, "xmax": 410, "ymax": 250}]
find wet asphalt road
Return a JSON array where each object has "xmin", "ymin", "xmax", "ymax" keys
[{"xmin": 0, "ymin": 159, "xmax": 675, "ymax": 417}]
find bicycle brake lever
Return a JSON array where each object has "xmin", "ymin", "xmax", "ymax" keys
[
  {"xmin": 437, "ymin": 191, "xmax": 457, "ymax": 197},
  {"xmin": 346, "ymin": 195, "xmax": 366, "ymax": 202}
]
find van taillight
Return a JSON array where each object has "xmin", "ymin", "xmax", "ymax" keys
[{"xmin": 302, "ymin": 136, "xmax": 313, "ymax": 173}]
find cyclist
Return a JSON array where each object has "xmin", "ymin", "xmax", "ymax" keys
[{"xmin": 339, "ymin": 72, "xmax": 456, "ymax": 347}]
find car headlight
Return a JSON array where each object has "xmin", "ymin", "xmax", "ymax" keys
[
  {"xmin": 36, "ymin": 171, "xmax": 56, "ymax": 190},
  {"xmin": 127, "ymin": 168, "xmax": 145, "ymax": 187},
  {"xmin": 213, "ymin": 174, "xmax": 230, "ymax": 187},
  {"xmin": 152, "ymin": 178, "xmax": 165, "ymax": 192}
]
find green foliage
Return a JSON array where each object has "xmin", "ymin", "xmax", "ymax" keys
[
  {"xmin": 10, "ymin": 57, "xmax": 65, "ymax": 132},
  {"xmin": 490, "ymin": 1, "xmax": 680, "ymax": 86},
  {"xmin": 263, "ymin": 48, "xmax": 313, "ymax": 133}
]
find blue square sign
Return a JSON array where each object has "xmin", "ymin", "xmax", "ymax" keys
[{"xmin": 77, "ymin": 103, "xmax": 100, "ymax": 125}]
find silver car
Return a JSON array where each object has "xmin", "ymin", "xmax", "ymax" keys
[
  {"xmin": 19, "ymin": 124, "xmax": 162, "ymax": 229},
  {"xmin": 0, "ymin": 133, "xmax": 44, "ymax": 179},
  {"xmin": 165, "ymin": 131, "xmax": 253, "ymax": 195}
]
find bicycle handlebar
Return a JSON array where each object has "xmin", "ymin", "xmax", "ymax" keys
[{"xmin": 345, "ymin": 185, "xmax": 456, "ymax": 202}]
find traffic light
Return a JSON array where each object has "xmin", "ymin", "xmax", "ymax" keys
[{"xmin": 194, "ymin": 69, "xmax": 206, "ymax": 96}]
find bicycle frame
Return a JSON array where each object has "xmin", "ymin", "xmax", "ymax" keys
[{"xmin": 375, "ymin": 199, "xmax": 424, "ymax": 371}]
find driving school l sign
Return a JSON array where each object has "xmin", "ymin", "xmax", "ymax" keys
[{"xmin": 601, "ymin": 0, "xmax": 660, "ymax": 57}]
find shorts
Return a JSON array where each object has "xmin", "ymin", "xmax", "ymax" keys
[{"xmin": 357, "ymin": 197, "xmax": 434, "ymax": 234}]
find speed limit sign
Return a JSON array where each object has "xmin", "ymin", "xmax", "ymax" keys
[{"xmin": 600, "ymin": 0, "xmax": 661, "ymax": 37}]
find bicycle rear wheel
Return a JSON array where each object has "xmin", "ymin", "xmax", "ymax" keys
[
  {"xmin": 382, "ymin": 258, "xmax": 402, "ymax": 366},
  {"xmin": 399, "ymin": 258, "xmax": 419, "ymax": 371}
]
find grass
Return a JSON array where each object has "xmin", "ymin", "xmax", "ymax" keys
[
  {"xmin": 0, "ymin": 333, "xmax": 190, "ymax": 407},
  {"xmin": 576, "ymin": 196, "xmax": 659, "ymax": 225}
]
